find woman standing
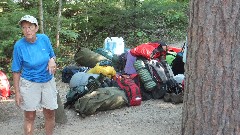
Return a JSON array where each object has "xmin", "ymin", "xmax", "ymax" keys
[{"xmin": 11, "ymin": 15, "xmax": 58, "ymax": 135}]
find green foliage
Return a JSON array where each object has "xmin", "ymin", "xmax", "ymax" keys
[
  {"xmin": 0, "ymin": 0, "xmax": 189, "ymax": 80},
  {"xmin": 61, "ymin": 29, "xmax": 79, "ymax": 43}
]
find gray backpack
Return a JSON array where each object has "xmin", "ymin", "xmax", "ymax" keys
[
  {"xmin": 147, "ymin": 60, "xmax": 181, "ymax": 94},
  {"xmin": 64, "ymin": 72, "xmax": 100, "ymax": 109}
]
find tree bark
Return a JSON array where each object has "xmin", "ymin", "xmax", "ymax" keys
[
  {"xmin": 182, "ymin": 0, "xmax": 240, "ymax": 134},
  {"xmin": 56, "ymin": 0, "xmax": 62, "ymax": 48},
  {"xmin": 38, "ymin": 0, "xmax": 44, "ymax": 33},
  {"xmin": 54, "ymin": 0, "xmax": 67, "ymax": 123}
]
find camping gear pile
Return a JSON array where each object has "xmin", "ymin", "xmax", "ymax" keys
[{"xmin": 62, "ymin": 37, "xmax": 186, "ymax": 117}]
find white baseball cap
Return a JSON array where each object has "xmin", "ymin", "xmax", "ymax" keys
[{"xmin": 18, "ymin": 15, "xmax": 38, "ymax": 26}]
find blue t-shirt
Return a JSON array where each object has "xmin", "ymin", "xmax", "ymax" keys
[{"xmin": 11, "ymin": 34, "xmax": 55, "ymax": 83}]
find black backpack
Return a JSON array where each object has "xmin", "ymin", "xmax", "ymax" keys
[
  {"xmin": 171, "ymin": 42, "xmax": 186, "ymax": 76},
  {"xmin": 171, "ymin": 52, "xmax": 184, "ymax": 76},
  {"xmin": 112, "ymin": 52, "xmax": 127, "ymax": 73},
  {"xmin": 61, "ymin": 66, "xmax": 89, "ymax": 83}
]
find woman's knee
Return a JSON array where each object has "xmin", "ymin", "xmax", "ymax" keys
[
  {"xmin": 24, "ymin": 111, "xmax": 36, "ymax": 121},
  {"xmin": 43, "ymin": 108, "xmax": 55, "ymax": 120}
]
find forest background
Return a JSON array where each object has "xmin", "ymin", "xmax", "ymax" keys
[{"xmin": 0, "ymin": 0, "xmax": 189, "ymax": 79}]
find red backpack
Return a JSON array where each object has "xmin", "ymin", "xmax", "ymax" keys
[
  {"xmin": 115, "ymin": 74, "xmax": 142, "ymax": 106},
  {"xmin": 130, "ymin": 42, "xmax": 167, "ymax": 60},
  {"xmin": 0, "ymin": 71, "xmax": 11, "ymax": 98}
]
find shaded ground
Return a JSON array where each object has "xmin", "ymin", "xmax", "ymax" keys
[
  {"xmin": 0, "ymin": 43, "xmax": 185, "ymax": 135},
  {"xmin": 0, "ymin": 79, "xmax": 182, "ymax": 135}
]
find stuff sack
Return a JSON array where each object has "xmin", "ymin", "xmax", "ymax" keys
[
  {"xmin": 87, "ymin": 62, "xmax": 116, "ymax": 78},
  {"xmin": 69, "ymin": 72, "xmax": 99, "ymax": 88},
  {"xmin": 74, "ymin": 87, "xmax": 128, "ymax": 117},
  {"xmin": 124, "ymin": 51, "xmax": 137, "ymax": 75},
  {"xmin": 0, "ymin": 71, "xmax": 11, "ymax": 98},
  {"xmin": 134, "ymin": 59, "xmax": 156, "ymax": 91},
  {"xmin": 62, "ymin": 65, "xmax": 89, "ymax": 83},
  {"xmin": 74, "ymin": 47, "xmax": 108, "ymax": 68},
  {"xmin": 115, "ymin": 74, "xmax": 142, "ymax": 106}
]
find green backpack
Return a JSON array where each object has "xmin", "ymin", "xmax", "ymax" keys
[
  {"xmin": 74, "ymin": 47, "xmax": 108, "ymax": 68},
  {"xmin": 166, "ymin": 51, "xmax": 177, "ymax": 66},
  {"xmin": 74, "ymin": 87, "xmax": 128, "ymax": 117}
]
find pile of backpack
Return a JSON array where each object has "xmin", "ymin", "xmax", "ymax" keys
[
  {"xmin": 61, "ymin": 37, "xmax": 186, "ymax": 117},
  {"xmin": 129, "ymin": 41, "xmax": 184, "ymax": 103}
]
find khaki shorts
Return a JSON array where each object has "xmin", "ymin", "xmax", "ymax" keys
[{"xmin": 19, "ymin": 77, "xmax": 58, "ymax": 111}]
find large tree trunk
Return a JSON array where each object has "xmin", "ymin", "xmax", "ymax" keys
[{"xmin": 182, "ymin": 0, "xmax": 240, "ymax": 134}]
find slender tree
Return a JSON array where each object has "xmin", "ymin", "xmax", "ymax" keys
[
  {"xmin": 56, "ymin": 0, "xmax": 62, "ymax": 48},
  {"xmin": 54, "ymin": 0, "xmax": 68, "ymax": 124},
  {"xmin": 38, "ymin": 0, "xmax": 44, "ymax": 33},
  {"xmin": 182, "ymin": 0, "xmax": 240, "ymax": 134},
  {"xmin": 38, "ymin": 0, "xmax": 67, "ymax": 124}
]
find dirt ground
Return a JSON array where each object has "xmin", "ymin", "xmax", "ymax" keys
[
  {"xmin": 0, "ymin": 78, "xmax": 183, "ymax": 135},
  {"xmin": 0, "ymin": 42, "xmax": 185, "ymax": 135}
]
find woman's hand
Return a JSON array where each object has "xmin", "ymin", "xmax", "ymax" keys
[
  {"xmin": 15, "ymin": 92, "xmax": 22, "ymax": 107},
  {"xmin": 47, "ymin": 57, "xmax": 57, "ymax": 75}
]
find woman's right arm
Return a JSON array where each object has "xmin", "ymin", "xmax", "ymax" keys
[{"xmin": 13, "ymin": 72, "xmax": 21, "ymax": 106}]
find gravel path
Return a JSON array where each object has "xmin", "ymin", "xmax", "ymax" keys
[
  {"xmin": 0, "ymin": 79, "xmax": 182, "ymax": 135},
  {"xmin": 0, "ymin": 42, "xmax": 185, "ymax": 135}
]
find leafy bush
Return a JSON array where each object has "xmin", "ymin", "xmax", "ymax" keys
[{"xmin": 0, "ymin": 0, "xmax": 189, "ymax": 79}]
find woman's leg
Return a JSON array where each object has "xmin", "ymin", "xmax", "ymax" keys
[
  {"xmin": 43, "ymin": 108, "xmax": 55, "ymax": 135},
  {"xmin": 24, "ymin": 111, "xmax": 36, "ymax": 135}
]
